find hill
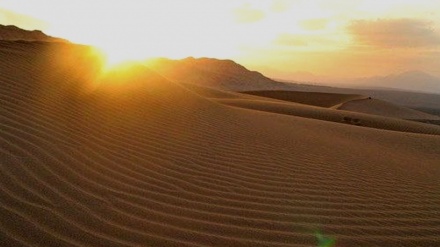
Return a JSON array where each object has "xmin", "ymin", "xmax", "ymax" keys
[
  {"xmin": 0, "ymin": 24, "xmax": 67, "ymax": 42},
  {"xmin": 145, "ymin": 57, "xmax": 292, "ymax": 91}
]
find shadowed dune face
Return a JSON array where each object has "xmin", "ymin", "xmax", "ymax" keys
[
  {"xmin": 338, "ymin": 98, "xmax": 440, "ymax": 120},
  {"xmin": 187, "ymin": 84, "xmax": 440, "ymax": 134},
  {"xmin": 242, "ymin": 90, "xmax": 366, "ymax": 108},
  {"xmin": 2, "ymin": 41, "xmax": 440, "ymax": 246},
  {"xmin": 216, "ymin": 98, "xmax": 440, "ymax": 135}
]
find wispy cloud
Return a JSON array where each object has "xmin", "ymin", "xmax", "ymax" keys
[
  {"xmin": 274, "ymin": 33, "xmax": 343, "ymax": 50},
  {"xmin": 275, "ymin": 34, "xmax": 309, "ymax": 46},
  {"xmin": 271, "ymin": 0, "xmax": 292, "ymax": 13},
  {"xmin": 233, "ymin": 4, "xmax": 265, "ymax": 23},
  {"xmin": 348, "ymin": 18, "xmax": 440, "ymax": 48},
  {"xmin": 300, "ymin": 18, "xmax": 329, "ymax": 31}
]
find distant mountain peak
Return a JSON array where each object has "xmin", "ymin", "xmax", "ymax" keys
[
  {"xmin": 0, "ymin": 24, "xmax": 68, "ymax": 42},
  {"xmin": 350, "ymin": 70, "xmax": 440, "ymax": 94},
  {"xmin": 0, "ymin": 24, "xmax": 43, "ymax": 33},
  {"xmin": 395, "ymin": 70, "xmax": 438, "ymax": 79},
  {"xmin": 182, "ymin": 57, "xmax": 247, "ymax": 70}
]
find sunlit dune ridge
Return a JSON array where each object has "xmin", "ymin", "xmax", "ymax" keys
[{"xmin": 1, "ymin": 40, "xmax": 440, "ymax": 246}]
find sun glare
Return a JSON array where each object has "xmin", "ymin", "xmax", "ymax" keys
[
  {"xmin": 92, "ymin": 40, "xmax": 153, "ymax": 71},
  {"xmin": 100, "ymin": 48, "xmax": 144, "ymax": 71}
]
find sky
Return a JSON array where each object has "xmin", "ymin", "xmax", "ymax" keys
[{"xmin": 1, "ymin": 0, "xmax": 440, "ymax": 80}]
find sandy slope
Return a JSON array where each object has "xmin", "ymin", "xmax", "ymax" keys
[
  {"xmin": 185, "ymin": 84, "xmax": 440, "ymax": 135},
  {"xmin": 338, "ymin": 98, "xmax": 440, "ymax": 120},
  {"xmin": 241, "ymin": 90, "xmax": 366, "ymax": 108},
  {"xmin": 1, "ymin": 41, "xmax": 440, "ymax": 247},
  {"xmin": 216, "ymin": 98, "xmax": 440, "ymax": 135},
  {"xmin": 239, "ymin": 90, "xmax": 440, "ymax": 120}
]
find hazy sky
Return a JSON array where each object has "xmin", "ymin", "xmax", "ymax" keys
[{"xmin": 1, "ymin": 0, "xmax": 440, "ymax": 79}]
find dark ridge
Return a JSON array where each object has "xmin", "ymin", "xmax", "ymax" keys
[{"xmin": 0, "ymin": 24, "xmax": 68, "ymax": 42}]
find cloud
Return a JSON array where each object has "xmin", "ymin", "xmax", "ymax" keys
[
  {"xmin": 233, "ymin": 4, "xmax": 265, "ymax": 23},
  {"xmin": 271, "ymin": 0, "xmax": 292, "ymax": 13},
  {"xmin": 300, "ymin": 18, "xmax": 329, "ymax": 30},
  {"xmin": 0, "ymin": 8, "xmax": 48, "ymax": 30},
  {"xmin": 274, "ymin": 33, "xmax": 339, "ymax": 48},
  {"xmin": 275, "ymin": 34, "xmax": 309, "ymax": 46},
  {"xmin": 348, "ymin": 18, "xmax": 440, "ymax": 48}
]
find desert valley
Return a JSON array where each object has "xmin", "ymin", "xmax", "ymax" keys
[{"xmin": 1, "ymin": 22, "xmax": 440, "ymax": 247}]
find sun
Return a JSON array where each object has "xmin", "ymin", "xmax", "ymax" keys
[
  {"xmin": 92, "ymin": 36, "xmax": 194, "ymax": 71},
  {"xmin": 96, "ymin": 42, "xmax": 154, "ymax": 71}
]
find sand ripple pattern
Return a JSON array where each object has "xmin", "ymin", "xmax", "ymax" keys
[{"xmin": 1, "ymin": 41, "xmax": 440, "ymax": 246}]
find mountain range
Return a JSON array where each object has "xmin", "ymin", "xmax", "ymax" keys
[
  {"xmin": 286, "ymin": 70, "xmax": 440, "ymax": 95},
  {"xmin": 346, "ymin": 70, "xmax": 440, "ymax": 94}
]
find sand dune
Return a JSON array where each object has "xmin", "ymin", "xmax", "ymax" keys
[
  {"xmin": 338, "ymin": 98, "xmax": 440, "ymax": 120},
  {"xmin": 240, "ymin": 90, "xmax": 440, "ymax": 121},
  {"xmin": 181, "ymin": 83, "xmax": 248, "ymax": 100},
  {"xmin": 186, "ymin": 85, "xmax": 440, "ymax": 132},
  {"xmin": 216, "ymin": 98, "xmax": 440, "ymax": 136},
  {"xmin": 278, "ymin": 85, "xmax": 440, "ymax": 116},
  {"xmin": 241, "ymin": 90, "xmax": 366, "ymax": 108},
  {"xmin": 1, "ymin": 41, "xmax": 440, "ymax": 246}
]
